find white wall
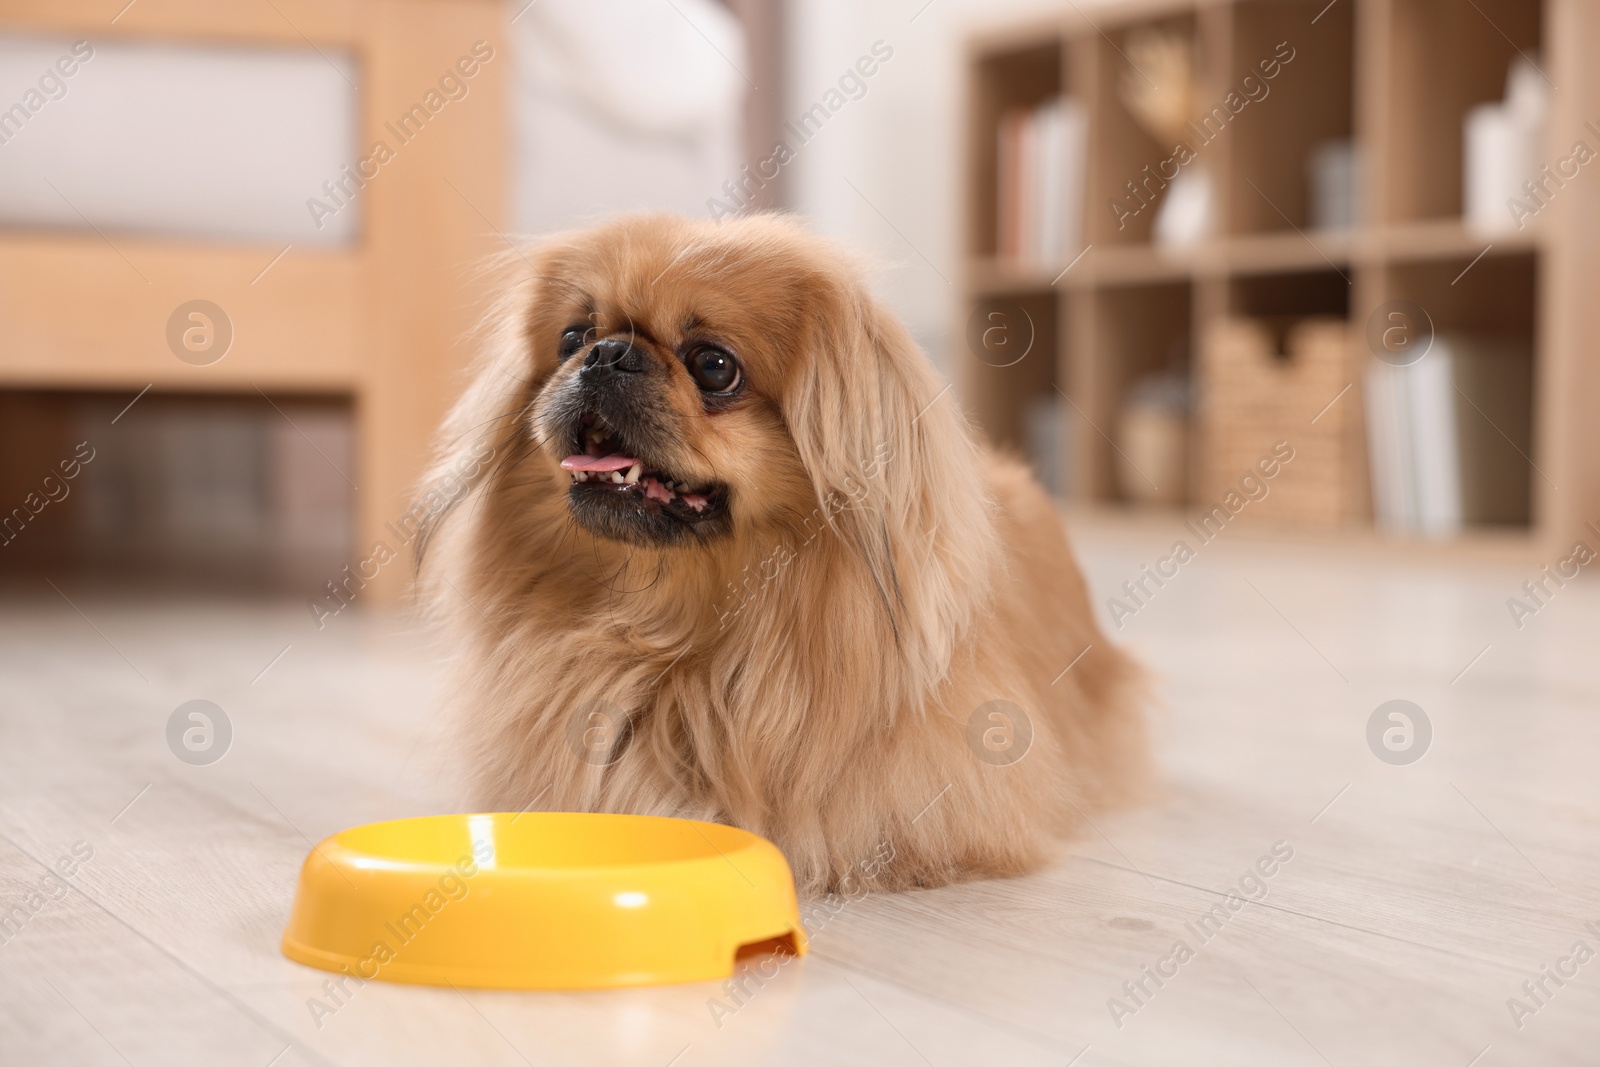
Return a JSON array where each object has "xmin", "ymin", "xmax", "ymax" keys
[{"xmin": 784, "ymin": 0, "xmax": 1120, "ymax": 371}]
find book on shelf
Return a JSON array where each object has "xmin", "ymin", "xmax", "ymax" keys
[
  {"xmin": 995, "ymin": 96, "xmax": 1086, "ymax": 264},
  {"xmin": 1364, "ymin": 334, "xmax": 1533, "ymax": 536}
]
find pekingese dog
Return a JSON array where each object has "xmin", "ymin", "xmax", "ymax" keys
[{"xmin": 417, "ymin": 214, "xmax": 1146, "ymax": 894}]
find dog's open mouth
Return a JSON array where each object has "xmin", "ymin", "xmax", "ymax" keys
[{"xmin": 560, "ymin": 414, "xmax": 727, "ymax": 527}]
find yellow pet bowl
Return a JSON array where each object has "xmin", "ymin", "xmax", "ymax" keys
[{"xmin": 281, "ymin": 812, "xmax": 807, "ymax": 989}]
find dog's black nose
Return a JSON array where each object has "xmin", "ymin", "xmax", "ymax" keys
[{"xmin": 584, "ymin": 338, "xmax": 644, "ymax": 374}]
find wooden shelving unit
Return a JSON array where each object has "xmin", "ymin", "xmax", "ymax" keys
[{"xmin": 958, "ymin": 0, "xmax": 1600, "ymax": 551}]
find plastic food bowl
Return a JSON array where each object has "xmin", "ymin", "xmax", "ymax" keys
[{"xmin": 280, "ymin": 812, "xmax": 807, "ymax": 990}]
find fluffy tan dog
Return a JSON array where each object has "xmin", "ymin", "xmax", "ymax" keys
[{"xmin": 417, "ymin": 214, "xmax": 1145, "ymax": 894}]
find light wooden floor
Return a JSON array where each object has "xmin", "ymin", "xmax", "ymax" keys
[{"xmin": 2, "ymin": 522, "xmax": 1597, "ymax": 1066}]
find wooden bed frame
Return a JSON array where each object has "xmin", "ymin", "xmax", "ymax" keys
[{"xmin": 0, "ymin": 0, "xmax": 507, "ymax": 599}]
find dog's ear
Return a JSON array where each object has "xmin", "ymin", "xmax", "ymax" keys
[{"xmin": 782, "ymin": 278, "xmax": 1001, "ymax": 696}]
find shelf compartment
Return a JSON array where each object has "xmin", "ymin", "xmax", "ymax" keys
[
  {"xmin": 1226, "ymin": 268, "xmax": 1352, "ymax": 348},
  {"xmin": 959, "ymin": 291, "xmax": 1063, "ymax": 493},
  {"xmin": 1375, "ymin": 252, "xmax": 1539, "ymax": 529},
  {"xmin": 1385, "ymin": 249, "xmax": 1538, "ymax": 335},
  {"xmin": 1084, "ymin": 9, "xmax": 1202, "ymax": 247},
  {"xmin": 1082, "ymin": 281, "xmax": 1193, "ymax": 504},
  {"xmin": 967, "ymin": 39, "xmax": 1065, "ymax": 259},
  {"xmin": 1381, "ymin": 0, "xmax": 1544, "ymax": 224},
  {"xmin": 1225, "ymin": 0, "xmax": 1355, "ymax": 235}
]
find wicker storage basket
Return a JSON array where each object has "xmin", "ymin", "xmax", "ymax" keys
[{"xmin": 1199, "ymin": 316, "xmax": 1364, "ymax": 525}]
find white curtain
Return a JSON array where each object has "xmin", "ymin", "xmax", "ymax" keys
[{"xmin": 510, "ymin": 0, "xmax": 749, "ymax": 234}]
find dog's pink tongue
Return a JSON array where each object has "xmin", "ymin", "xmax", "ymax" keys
[{"xmin": 560, "ymin": 454, "xmax": 636, "ymax": 472}]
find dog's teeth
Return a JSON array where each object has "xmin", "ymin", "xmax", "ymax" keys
[
  {"xmin": 610, "ymin": 471, "xmax": 624, "ymax": 483},
  {"xmin": 624, "ymin": 462, "xmax": 642, "ymax": 484}
]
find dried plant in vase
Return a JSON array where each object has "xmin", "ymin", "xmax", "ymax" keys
[
  {"xmin": 1117, "ymin": 29, "xmax": 1213, "ymax": 246},
  {"xmin": 1119, "ymin": 29, "xmax": 1196, "ymax": 147}
]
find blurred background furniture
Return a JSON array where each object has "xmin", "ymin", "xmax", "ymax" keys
[
  {"xmin": 1203, "ymin": 316, "xmax": 1359, "ymax": 525},
  {"xmin": 958, "ymin": 0, "xmax": 1600, "ymax": 554},
  {"xmin": 6, "ymin": 0, "xmax": 1600, "ymax": 600},
  {"xmin": 0, "ymin": 0, "xmax": 507, "ymax": 597}
]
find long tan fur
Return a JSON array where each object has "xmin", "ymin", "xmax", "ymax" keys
[{"xmin": 416, "ymin": 214, "xmax": 1146, "ymax": 894}]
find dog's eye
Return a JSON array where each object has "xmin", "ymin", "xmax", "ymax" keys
[
  {"xmin": 685, "ymin": 345, "xmax": 741, "ymax": 394},
  {"xmin": 557, "ymin": 326, "xmax": 588, "ymax": 362}
]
